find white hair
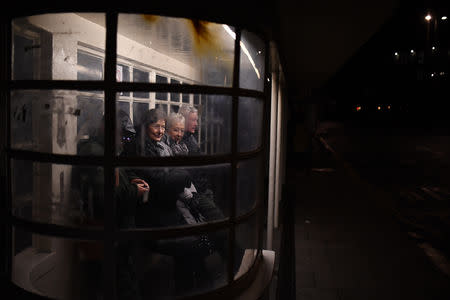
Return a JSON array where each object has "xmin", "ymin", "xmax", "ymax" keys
[
  {"xmin": 166, "ymin": 112, "xmax": 185, "ymax": 129},
  {"xmin": 178, "ymin": 104, "xmax": 198, "ymax": 118}
]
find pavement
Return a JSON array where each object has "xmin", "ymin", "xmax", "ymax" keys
[{"xmin": 287, "ymin": 130, "xmax": 450, "ymax": 300}]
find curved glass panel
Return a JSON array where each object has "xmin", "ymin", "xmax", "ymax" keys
[
  {"xmin": 116, "ymin": 93, "xmax": 231, "ymax": 156},
  {"xmin": 238, "ymin": 97, "xmax": 264, "ymax": 152},
  {"xmin": 234, "ymin": 215, "xmax": 258, "ymax": 280},
  {"xmin": 117, "ymin": 14, "xmax": 235, "ymax": 87},
  {"xmin": 12, "ymin": 160, "xmax": 104, "ymax": 228},
  {"xmin": 117, "ymin": 164, "xmax": 230, "ymax": 229},
  {"xmin": 12, "ymin": 13, "xmax": 106, "ymax": 80},
  {"xmin": 236, "ymin": 155, "xmax": 264, "ymax": 216},
  {"xmin": 12, "ymin": 227, "xmax": 104, "ymax": 300},
  {"xmin": 117, "ymin": 229, "xmax": 228, "ymax": 299},
  {"xmin": 239, "ymin": 30, "xmax": 265, "ymax": 91},
  {"xmin": 11, "ymin": 90, "xmax": 104, "ymax": 156}
]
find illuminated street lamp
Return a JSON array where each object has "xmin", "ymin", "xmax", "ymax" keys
[
  {"xmin": 442, "ymin": 16, "xmax": 448, "ymax": 20},
  {"xmin": 425, "ymin": 14, "xmax": 432, "ymax": 21}
]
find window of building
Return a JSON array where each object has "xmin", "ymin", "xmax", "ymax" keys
[{"xmin": 4, "ymin": 12, "xmax": 282, "ymax": 300}]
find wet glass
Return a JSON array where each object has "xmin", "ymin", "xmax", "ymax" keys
[
  {"xmin": 12, "ymin": 13, "xmax": 106, "ymax": 80},
  {"xmin": 11, "ymin": 160, "xmax": 104, "ymax": 228},
  {"xmin": 10, "ymin": 90, "xmax": 104, "ymax": 155},
  {"xmin": 239, "ymin": 30, "xmax": 265, "ymax": 91},
  {"xmin": 117, "ymin": 229, "xmax": 228, "ymax": 299},
  {"xmin": 117, "ymin": 14, "xmax": 235, "ymax": 87},
  {"xmin": 238, "ymin": 97, "xmax": 264, "ymax": 152},
  {"xmin": 115, "ymin": 93, "xmax": 231, "ymax": 156},
  {"xmin": 236, "ymin": 156, "xmax": 264, "ymax": 216},
  {"xmin": 115, "ymin": 164, "xmax": 230, "ymax": 228},
  {"xmin": 234, "ymin": 215, "xmax": 258, "ymax": 280},
  {"xmin": 12, "ymin": 227, "xmax": 104, "ymax": 300}
]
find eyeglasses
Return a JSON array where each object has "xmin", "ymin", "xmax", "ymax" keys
[{"xmin": 150, "ymin": 124, "xmax": 165, "ymax": 130}]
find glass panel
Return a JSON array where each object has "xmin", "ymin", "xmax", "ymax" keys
[
  {"xmin": 12, "ymin": 227, "xmax": 104, "ymax": 300},
  {"xmin": 155, "ymin": 75, "xmax": 168, "ymax": 100},
  {"xmin": 182, "ymin": 93, "xmax": 190, "ymax": 103},
  {"xmin": 238, "ymin": 97, "xmax": 264, "ymax": 152},
  {"xmin": 234, "ymin": 215, "xmax": 258, "ymax": 280},
  {"xmin": 117, "ymin": 64, "xmax": 130, "ymax": 96},
  {"xmin": 77, "ymin": 51, "xmax": 103, "ymax": 80},
  {"xmin": 117, "ymin": 229, "xmax": 228, "ymax": 299},
  {"xmin": 133, "ymin": 68, "xmax": 150, "ymax": 99},
  {"xmin": 12, "ymin": 160, "xmax": 104, "ymax": 228},
  {"xmin": 115, "ymin": 94, "xmax": 231, "ymax": 156},
  {"xmin": 239, "ymin": 30, "xmax": 265, "ymax": 91},
  {"xmin": 13, "ymin": 13, "xmax": 106, "ymax": 80},
  {"xmin": 117, "ymin": 14, "xmax": 234, "ymax": 87},
  {"xmin": 116, "ymin": 164, "xmax": 230, "ymax": 228},
  {"xmin": 236, "ymin": 156, "xmax": 264, "ymax": 215},
  {"xmin": 11, "ymin": 90, "xmax": 104, "ymax": 155},
  {"xmin": 170, "ymin": 79, "xmax": 181, "ymax": 102}
]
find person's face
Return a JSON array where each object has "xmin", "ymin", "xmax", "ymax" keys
[
  {"xmin": 168, "ymin": 121, "xmax": 185, "ymax": 143},
  {"xmin": 186, "ymin": 112, "xmax": 198, "ymax": 134},
  {"xmin": 147, "ymin": 119, "xmax": 166, "ymax": 142}
]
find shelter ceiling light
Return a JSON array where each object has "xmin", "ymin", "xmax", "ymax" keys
[{"xmin": 222, "ymin": 25, "xmax": 261, "ymax": 79}]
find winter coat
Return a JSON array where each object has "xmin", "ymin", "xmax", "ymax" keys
[{"xmin": 181, "ymin": 132, "xmax": 200, "ymax": 155}]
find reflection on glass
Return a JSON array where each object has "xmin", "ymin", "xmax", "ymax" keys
[
  {"xmin": 234, "ymin": 215, "xmax": 258, "ymax": 279},
  {"xmin": 239, "ymin": 30, "xmax": 265, "ymax": 91},
  {"xmin": 117, "ymin": 14, "xmax": 234, "ymax": 87},
  {"xmin": 115, "ymin": 93, "xmax": 231, "ymax": 156},
  {"xmin": 238, "ymin": 97, "xmax": 264, "ymax": 152},
  {"xmin": 11, "ymin": 90, "xmax": 104, "ymax": 155},
  {"xmin": 116, "ymin": 164, "xmax": 230, "ymax": 229},
  {"xmin": 13, "ymin": 13, "xmax": 106, "ymax": 80},
  {"xmin": 237, "ymin": 156, "xmax": 264, "ymax": 215},
  {"xmin": 12, "ymin": 160, "xmax": 104, "ymax": 228},
  {"xmin": 12, "ymin": 228, "xmax": 104, "ymax": 300},
  {"xmin": 118, "ymin": 230, "xmax": 228, "ymax": 299}
]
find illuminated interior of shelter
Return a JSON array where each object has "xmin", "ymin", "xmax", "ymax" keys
[{"xmin": 7, "ymin": 12, "xmax": 286, "ymax": 299}]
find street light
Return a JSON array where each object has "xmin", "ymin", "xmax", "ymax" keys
[
  {"xmin": 425, "ymin": 14, "xmax": 432, "ymax": 21},
  {"xmin": 442, "ymin": 16, "xmax": 448, "ymax": 20}
]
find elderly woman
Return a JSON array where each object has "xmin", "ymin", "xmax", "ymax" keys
[
  {"xmin": 137, "ymin": 108, "xmax": 173, "ymax": 157},
  {"xmin": 164, "ymin": 112, "xmax": 189, "ymax": 156}
]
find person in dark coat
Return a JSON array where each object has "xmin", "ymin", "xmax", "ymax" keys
[{"xmin": 179, "ymin": 104, "xmax": 200, "ymax": 155}]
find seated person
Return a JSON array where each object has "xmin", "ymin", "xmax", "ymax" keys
[
  {"xmin": 178, "ymin": 104, "xmax": 200, "ymax": 155},
  {"xmin": 131, "ymin": 108, "xmax": 227, "ymax": 292},
  {"xmin": 162, "ymin": 112, "xmax": 188, "ymax": 156}
]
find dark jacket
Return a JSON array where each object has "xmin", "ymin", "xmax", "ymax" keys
[
  {"xmin": 163, "ymin": 133, "xmax": 189, "ymax": 156},
  {"xmin": 181, "ymin": 132, "xmax": 200, "ymax": 155}
]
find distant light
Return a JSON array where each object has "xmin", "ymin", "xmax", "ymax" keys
[
  {"xmin": 410, "ymin": 49, "xmax": 415, "ymax": 54},
  {"xmin": 425, "ymin": 14, "xmax": 432, "ymax": 21},
  {"xmin": 431, "ymin": 73, "xmax": 435, "ymax": 77},
  {"xmin": 258, "ymin": 50, "xmax": 262, "ymax": 54},
  {"xmin": 442, "ymin": 16, "xmax": 448, "ymax": 20},
  {"xmin": 356, "ymin": 106, "xmax": 361, "ymax": 111},
  {"xmin": 432, "ymin": 46, "xmax": 436, "ymax": 50},
  {"xmin": 440, "ymin": 72, "xmax": 445, "ymax": 76},
  {"xmin": 387, "ymin": 105, "xmax": 391, "ymax": 110},
  {"xmin": 394, "ymin": 52, "xmax": 399, "ymax": 56},
  {"xmin": 267, "ymin": 78, "xmax": 270, "ymax": 82},
  {"xmin": 377, "ymin": 106, "xmax": 381, "ymax": 111}
]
